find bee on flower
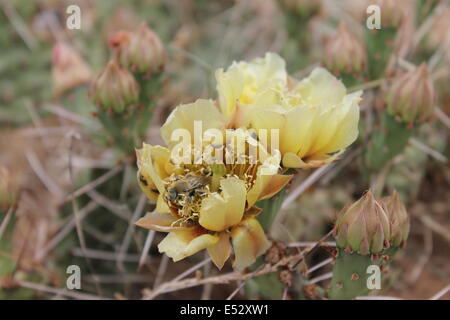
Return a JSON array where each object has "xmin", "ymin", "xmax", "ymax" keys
[
  {"xmin": 135, "ymin": 99, "xmax": 292, "ymax": 270},
  {"xmin": 135, "ymin": 52, "xmax": 361, "ymax": 270}
]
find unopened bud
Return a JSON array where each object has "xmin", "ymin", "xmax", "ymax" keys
[
  {"xmin": 119, "ymin": 23, "xmax": 165, "ymax": 75},
  {"xmin": 386, "ymin": 63, "xmax": 435, "ymax": 123},
  {"xmin": 323, "ymin": 22, "xmax": 367, "ymax": 74},
  {"xmin": 380, "ymin": 191, "xmax": 410, "ymax": 247},
  {"xmin": 89, "ymin": 59, "xmax": 139, "ymax": 113},
  {"xmin": 334, "ymin": 190, "xmax": 390, "ymax": 255},
  {"xmin": 52, "ymin": 42, "xmax": 91, "ymax": 98},
  {"xmin": 0, "ymin": 166, "xmax": 19, "ymax": 210}
]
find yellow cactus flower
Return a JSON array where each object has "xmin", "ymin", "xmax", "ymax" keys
[
  {"xmin": 249, "ymin": 67, "xmax": 362, "ymax": 168},
  {"xmin": 215, "ymin": 52, "xmax": 287, "ymax": 125},
  {"xmin": 215, "ymin": 54, "xmax": 361, "ymax": 169},
  {"xmin": 135, "ymin": 99, "xmax": 291, "ymax": 270}
]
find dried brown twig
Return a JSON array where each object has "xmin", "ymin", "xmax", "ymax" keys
[
  {"xmin": 144, "ymin": 230, "xmax": 334, "ymax": 300},
  {"xmin": 143, "ymin": 253, "xmax": 302, "ymax": 300}
]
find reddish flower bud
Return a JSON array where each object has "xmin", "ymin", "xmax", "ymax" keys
[
  {"xmin": 89, "ymin": 60, "xmax": 139, "ymax": 113},
  {"xmin": 119, "ymin": 23, "xmax": 165, "ymax": 75},
  {"xmin": 323, "ymin": 22, "xmax": 367, "ymax": 74},
  {"xmin": 386, "ymin": 63, "xmax": 435, "ymax": 123},
  {"xmin": 334, "ymin": 190, "xmax": 390, "ymax": 255},
  {"xmin": 380, "ymin": 191, "xmax": 410, "ymax": 247}
]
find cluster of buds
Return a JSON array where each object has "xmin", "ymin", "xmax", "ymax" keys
[
  {"xmin": 89, "ymin": 59, "xmax": 139, "ymax": 113},
  {"xmin": 90, "ymin": 23, "xmax": 165, "ymax": 113},
  {"xmin": 330, "ymin": 189, "xmax": 410, "ymax": 299},
  {"xmin": 323, "ymin": 23, "xmax": 367, "ymax": 76},
  {"xmin": 334, "ymin": 190, "xmax": 410, "ymax": 255},
  {"xmin": 0, "ymin": 166, "xmax": 19, "ymax": 211},
  {"xmin": 385, "ymin": 63, "xmax": 435, "ymax": 124},
  {"xmin": 117, "ymin": 23, "xmax": 166, "ymax": 76}
]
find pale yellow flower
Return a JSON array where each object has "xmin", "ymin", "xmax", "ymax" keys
[
  {"xmin": 135, "ymin": 99, "xmax": 291, "ymax": 270},
  {"xmin": 215, "ymin": 52, "xmax": 287, "ymax": 125},
  {"xmin": 215, "ymin": 54, "xmax": 361, "ymax": 169},
  {"xmin": 249, "ymin": 67, "xmax": 362, "ymax": 168}
]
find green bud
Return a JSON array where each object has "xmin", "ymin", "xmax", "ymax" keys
[
  {"xmin": 119, "ymin": 23, "xmax": 165, "ymax": 75},
  {"xmin": 386, "ymin": 63, "xmax": 435, "ymax": 124},
  {"xmin": 89, "ymin": 59, "xmax": 139, "ymax": 113},
  {"xmin": 323, "ymin": 22, "xmax": 367, "ymax": 75},
  {"xmin": 334, "ymin": 190, "xmax": 390, "ymax": 255},
  {"xmin": 380, "ymin": 191, "xmax": 410, "ymax": 247}
]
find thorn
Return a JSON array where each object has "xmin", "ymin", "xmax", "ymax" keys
[{"xmin": 371, "ymin": 253, "xmax": 380, "ymax": 262}]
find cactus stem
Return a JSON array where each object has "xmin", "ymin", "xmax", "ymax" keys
[{"xmin": 328, "ymin": 248, "xmax": 382, "ymax": 300}]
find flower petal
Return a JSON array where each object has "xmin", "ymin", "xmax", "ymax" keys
[
  {"xmin": 282, "ymin": 151, "xmax": 341, "ymax": 169},
  {"xmin": 160, "ymin": 99, "xmax": 226, "ymax": 147},
  {"xmin": 216, "ymin": 53, "xmax": 287, "ymax": 120},
  {"xmin": 280, "ymin": 106, "xmax": 317, "ymax": 158},
  {"xmin": 257, "ymin": 174, "xmax": 292, "ymax": 201},
  {"xmin": 135, "ymin": 211, "xmax": 181, "ymax": 232},
  {"xmin": 294, "ymin": 67, "xmax": 346, "ymax": 107},
  {"xmin": 309, "ymin": 91, "xmax": 361, "ymax": 156},
  {"xmin": 199, "ymin": 176, "xmax": 246, "ymax": 232},
  {"xmin": 158, "ymin": 228, "xmax": 219, "ymax": 262},
  {"xmin": 136, "ymin": 144, "xmax": 172, "ymax": 200},
  {"xmin": 250, "ymin": 105, "xmax": 317, "ymax": 159},
  {"xmin": 156, "ymin": 194, "xmax": 171, "ymax": 214},
  {"xmin": 216, "ymin": 67, "xmax": 246, "ymax": 119},
  {"xmin": 282, "ymin": 152, "xmax": 308, "ymax": 168},
  {"xmin": 247, "ymin": 150, "xmax": 282, "ymax": 207},
  {"xmin": 207, "ymin": 232, "xmax": 232, "ymax": 269},
  {"xmin": 231, "ymin": 217, "xmax": 271, "ymax": 270}
]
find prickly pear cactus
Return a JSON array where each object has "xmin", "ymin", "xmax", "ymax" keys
[
  {"xmin": 329, "ymin": 190, "xmax": 409, "ymax": 299},
  {"xmin": 365, "ymin": 27, "xmax": 397, "ymax": 80},
  {"xmin": 256, "ymin": 189, "xmax": 286, "ymax": 231},
  {"xmin": 329, "ymin": 248, "xmax": 383, "ymax": 299},
  {"xmin": 365, "ymin": 112, "xmax": 413, "ymax": 171}
]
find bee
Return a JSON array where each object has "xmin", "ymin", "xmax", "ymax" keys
[{"xmin": 165, "ymin": 172, "xmax": 211, "ymax": 204}]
